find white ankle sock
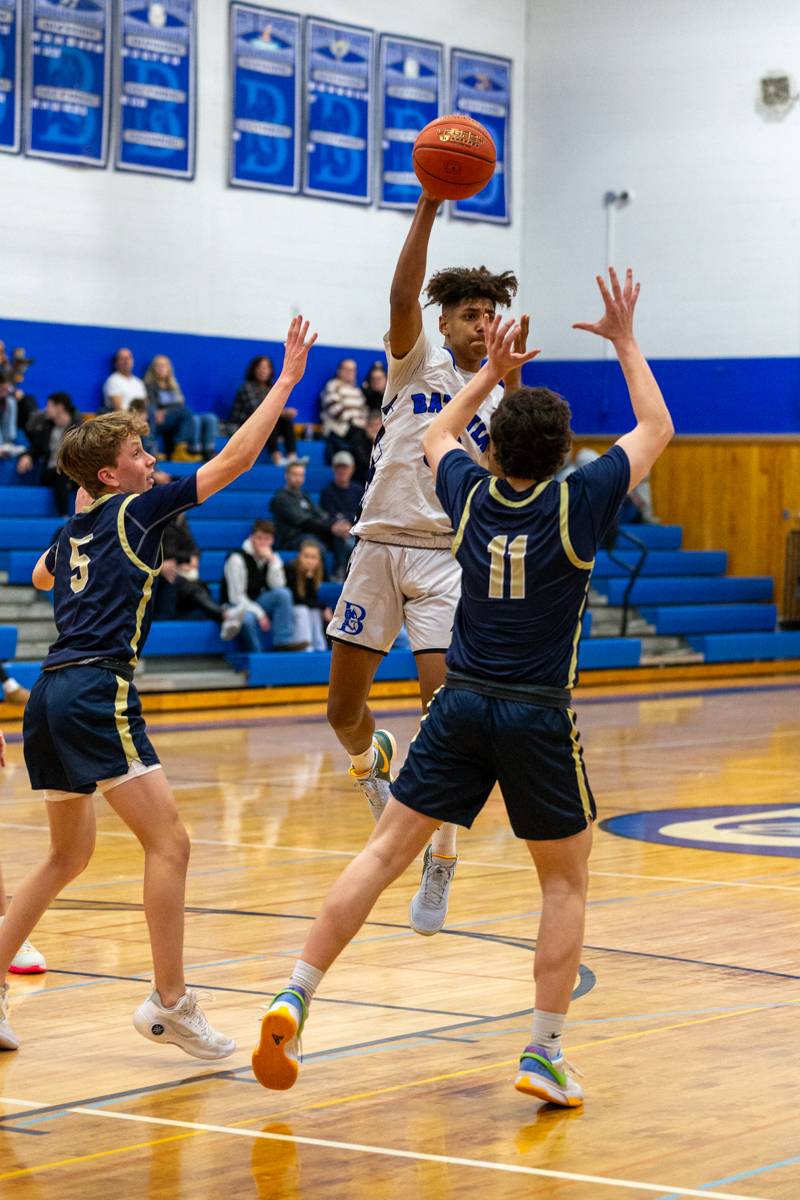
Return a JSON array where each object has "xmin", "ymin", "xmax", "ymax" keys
[
  {"xmin": 288, "ymin": 960, "xmax": 325, "ymax": 1003},
  {"xmin": 531, "ymin": 1009, "xmax": 566, "ymax": 1056},
  {"xmin": 431, "ymin": 823, "xmax": 457, "ymax": 857},
  {"xmin": 349, "ymin": 744, "xmax": 376, "ymax": 775}
]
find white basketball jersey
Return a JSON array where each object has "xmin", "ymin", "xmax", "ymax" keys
[{"xmin": 351, "ymin": 327, "xmax": 503, "ymax": 548}]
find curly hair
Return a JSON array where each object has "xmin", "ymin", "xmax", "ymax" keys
[
  {"xmin": 489, "ymin": 387, "xmax": 572, "ymax": 482},
  {"xmin": 425, "ymin": 266, "xmax": 517, "ymax": 310}
]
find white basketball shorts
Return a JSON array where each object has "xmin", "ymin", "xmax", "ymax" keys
[{"xmin": 327, "ymin": 540, "xmax": 461, "ymax": 654}]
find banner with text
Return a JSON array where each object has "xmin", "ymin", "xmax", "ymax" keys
[
  {"xmin": 115, "ymin": 0, "xmax": 196, "ymax": 179},
  {"xmin": 303, "ymin": 17, "xmax": 374, "ymax": 205},
  {"xmin": 229, "ymin": 4, "xmax": 301, "ymax": 194},
  {"xmin": 378, "ymin": 34, "xmax": 442, "ymax": 210},
  {"xmin": 25, "ymin": 0, "xmax": 111, "ymax": 166},
  {"xmin": 450, "ymin": 48, "xmax": 511, "ymax": 225},
  {"xmin": 0, "ymin": 0, "xmax": 21, "ymax": 154}
]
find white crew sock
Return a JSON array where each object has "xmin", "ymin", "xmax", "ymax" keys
[
  {"xmin": 431, "ymin": 823, "xmax": 458, "ymax": 857},
  {"xmin": 531, "ymin": 1009, "xmax": 566, "ymax": 1056},
  {"xmin": 287, "ymin": 960, "xmax": 325, "ymax": 1004},
  {"xmin": 349, "ymin": 744, "xmax": 376, "ymax": 775}
]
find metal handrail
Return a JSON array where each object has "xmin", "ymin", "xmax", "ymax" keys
[{"xmin": 604, "ymin": 527, "xmax": 649, "ymax": 636}]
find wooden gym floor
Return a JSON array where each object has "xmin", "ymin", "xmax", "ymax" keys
[{"xmin": 1, "ymin": 678, "xmax": 799, "ymax": 1198}]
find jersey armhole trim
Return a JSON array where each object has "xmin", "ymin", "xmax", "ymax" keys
[
  {"xmin": 559, "ymin": 483, "xmax": 595, "ymax": 571},
  {"xmin": 451, "ymin": 478, "xmax": 484, "ymax": 557},
  {"xmin": 117, "ymin": 496, "xmax": 158, "ymax": 576}
]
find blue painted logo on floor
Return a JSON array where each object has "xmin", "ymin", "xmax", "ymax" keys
[{"xmin": 601, "ymin": 804, "xmax": 800, "ymax": 857}]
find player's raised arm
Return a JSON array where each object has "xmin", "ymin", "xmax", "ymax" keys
[
  {"xmin": 389, "ymin": 193, "xmax": 441, "ymax": 359},
  {"xmin": 196, "ymin": 316, "xmax": 317, "ymax": 504},
  {"xmin": 422, "ymin": 315, "xmax": 540, "ymax": 477},
  {"xmin": 573, "ymin": 268, "xmax": 673, "ymax": 487}
]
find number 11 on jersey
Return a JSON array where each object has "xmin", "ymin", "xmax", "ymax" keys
[{"xmin": 487, "ymin": 535, "xmax": 528, "ymax": 599}]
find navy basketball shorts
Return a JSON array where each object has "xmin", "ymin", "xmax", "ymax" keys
[
  {"xmin": 24, "ymin": 666, "xmax": 159, "ymax": 795},
  {"xmin": 390, "ymin": 686, "xmax": 596, "ymax": 841}
]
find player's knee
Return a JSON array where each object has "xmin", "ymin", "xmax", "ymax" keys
[
  {"xmin": 48, "ymin": 840, "xmax": 94, "ymax": 881},
  {"xmin": 164, "ymin": 821, "xmax": 191, "ymax": 870},
  {"xmin": 326, "ymin": 691, "xmax": 362, "ymax": 735}
]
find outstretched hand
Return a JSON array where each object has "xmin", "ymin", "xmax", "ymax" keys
[
  {"xmin": 279, "ymin": 315, "xmax": 318, "ymax": 386},
  {"xmin": 484, "ymin": 314, "xmax": 541, "ymax": 379},
  {"xmin": 573, "ymin": 267, "xmax": 640, "ymax": 344}
]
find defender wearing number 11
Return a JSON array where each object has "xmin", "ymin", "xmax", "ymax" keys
[{"xmin": 254, "ymin": 269, "xmax": 675, "ymax": 1106}]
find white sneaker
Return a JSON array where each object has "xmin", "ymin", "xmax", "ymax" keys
[
  {"xmin": 133, "ymin": 988, "xmax": 236, "ymax": 1060},
  {"xmin": 0, "ymin": 984, "xmax": 19, "ymax": 1051},
  {"xmin": 409, "ymin": 846, "xmax": 458, "ymax": 935},
  {"xmin": 348, "ymin": 729, "xmax": 396, "ymax": 821},
  {"xmin": 220, "ymin": 602, "xmax": 246, "ymax": 641},
  {"xmin": 514, "ymin": 1044, "xmax": 584, "ymax": 1107},
  {"xmin": 9, "ymin": 938, "xmax": 47, "ymax": 975}
]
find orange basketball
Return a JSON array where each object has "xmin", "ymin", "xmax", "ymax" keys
[{"xmin": 412, "ymin": 114, "xmax": 496, "ymax": 201}]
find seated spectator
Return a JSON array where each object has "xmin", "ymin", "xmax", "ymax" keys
[
  {"xmin": 361, "ymin": 360, "xmax": 387, "ymax": 414},
  {"xmin": 0, "ymin": 367, "xmax": 19, "ymax": 457},
  {"xmin": 270, "ymin": 462, "xmax": 353, "ymax": 579},
  {"xmin": 320, "ymin": 357, "xmax": 367, "ymax": 462},
  {"xmin": 103, "ymin": 347, "xmax": 147, "ymax": 411},
  {"xmin": 153, "ymin": 510, "xmax": 230, "ymax": 625},
  {"xmin": 145, "ymin": 354, "xmax": 219, "ymax": 461},
  {"xmin": 285, "ymin": 540, "xmax": 333, "ymax": 652},
  {"xmin": 9, "ymin": 349, "xmax": 38, "ymax": 434},
  {"xmin": 320, "ymin": 451, "xmax": 362, "ymax": 527},
  {"xmin": 16, "ymin": 393, "xmax": 81, "ymax": 516},
  {"xmin": 231, "ymin": 356, "xmax": 304, "ymax": 466},
  {"xmin": 220, "ymin": 519, "xmax": 307, "ymax": 652},
  {"xmin": 350, "ymin": 408, "xmax": 383, "ymax": 486}
]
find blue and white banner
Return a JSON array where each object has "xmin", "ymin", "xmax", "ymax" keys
[
  {"xmin": 115, "ymin": 0, "xmax": 196, "ymax": 179},
  {"xmin": 0, "ymin": 0, "xmax": 21, "ymax": 154},
  {"xmin": 303, "ymin": 17, "xmax": 374, "ymax": 205},
  {"xmin": 449, "ymin": 48, "xmax": 511, "ymax": 225},
  {"xmin": 25, "ymin": 0, "xmax": 111, "ymax": 167},
  {"xmin": 229, "ymin": 4, "xmax": 301, "ymax": 194},
  {"xmin": 378, "ymin": 34, "xmax": 442, "ymax": 211}
]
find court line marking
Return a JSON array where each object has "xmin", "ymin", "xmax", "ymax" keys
[
  {"xmin": 0, "ymin": 1098, "xmax": 767, "ymax": 1198},
  {"xmin": 0, "ymin": 1124, "xmax": 202, "ymax": 1181},
  {"xmin": 656, "ymin": 1150, "xmax": 800, "ymax": 1199}
]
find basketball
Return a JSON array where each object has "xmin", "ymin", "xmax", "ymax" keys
[{"xmin": 412, "ymin": 114, "xmax": 496, "ymax": 201}]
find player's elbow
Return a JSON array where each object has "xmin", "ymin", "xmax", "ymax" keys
[{"xmin": 32, "ymin": 567, "xmax": 54, "ymax": 591}]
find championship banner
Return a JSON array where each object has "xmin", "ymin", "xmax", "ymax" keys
[
  {"xmin": 450, "ymin": 48, "xmax": 511, "ymax": 224},
  {"xmin": 378, "ymin": 34, "xmax": 442, "ymax": 211},
  {"xmin": 303, "ymin": 17, "xmax": 374, "ymax": 205},
  {"xmin": 115, "ymin": 0, "xmax": 197, "ymax": 179},
  {"xmin": 229, "ymin": 4, "xmax": 301, "ymax": 194},
  {"xmin": 25, "ymin": 0, "xmax": 111, "ymax": 167},
  {"xmin": 0, "ymin": 0, "xmax": 21, "ymax": 154}
]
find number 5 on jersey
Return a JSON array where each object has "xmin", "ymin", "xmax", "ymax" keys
[
  {"xmin": 488, "ymin": 535, "xmax": 528, "ymax": 600},
  {"xmin": 69, "ymin": 534, "xmax": 94, "ymax": 594}
]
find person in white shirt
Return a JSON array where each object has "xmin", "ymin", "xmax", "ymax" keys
[
  {"xmin": 102, "ymin": 348, "xmax": 146, "ymax": 412},
  {"xmin": 325, "ymin": 191, "xmax": 528, "ymax": 935}
]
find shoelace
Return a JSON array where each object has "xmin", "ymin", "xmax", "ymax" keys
[
  {"xmin": 179, "ymin": 989, "xmax": 216, "ymax": 1037},
  {"xmin": 421, "ymin": 859, "xmax": 452, "ymax": 905}
]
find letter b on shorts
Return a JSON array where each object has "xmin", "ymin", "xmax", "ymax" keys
[{"xmin": 339, "ymin": 601, "xmax": 366, "ymax": 636}]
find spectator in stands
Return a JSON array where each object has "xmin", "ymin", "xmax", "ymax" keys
[
  {"xmin": 220, "ymin": 519, "xmax": 306, "ymax": 652},
  {"xmin": 231, "ymin": 356, "xmax": 304, "ymax": 466},
  {"xmin": 350, "ymin": 408, "xmax": 383, "ymax": 486},
  {"xmin": 144, "ymin": 354, "xmax": 219, "ymax": 462},
  {"xmin": 320, "ymin": 450, "xmax": 362, "ymax": 528},
  {"xmin": 10, "ymin": 350, "xmax": 38, "ymax": 435},
  {"xmin": 154, "ymin": 511, "xmax": 230, "ymax": 625},
  {"xmin": 285, "ymin": 540, "xmax": 333, "ymax": 651},
  {"xmin": 320, "ymin": 358, "xmax": 367, "ymax": 463},
  {"xmin": 0, "ymin": 368, "xmax": 19, "ymax": 457},
  {"xmin": 270, "ymin": 463, "xmax": 353, "ymax": 579},
  {"xmin": 361, "ymin": 361, "xmax": 387, "ymax": 414},
  {"xmin": 103, "ymin": 347, "xmax": 147, "ymax": 412},
  {"xmin": 16, "ymin": 393, "xmax": 81, "ymax": 516}
]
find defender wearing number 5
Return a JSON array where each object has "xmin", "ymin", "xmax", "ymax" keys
[{"xmin": 0, "ymin": 317, "xmax": 318, "ymax": 1060}]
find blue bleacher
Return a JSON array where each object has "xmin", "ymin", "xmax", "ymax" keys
[
  {"xmin": 595, "ymin": 576, "xmax": 773, "ymax": 605},
  {"xmin": 593, "ymin": 550, "xmax": 726, "ymax": 578},
  {"xmin": 164, "ymin": 460, "xmax": 332, "ymax": 492},
  {"xmin": 0, "ymin": 627, "xmax": 17, "ymax": 659},
  {"xmin": 687, "ymin": 632, "xmax": 800, "ymax": 663},
  {"xmin": 640, "ymin": 604, "xmax": 778, "ymax": 635},
  {"xmin": 0, "ymin": 486, "xmax": 60, "ymax": 517},
  {"xmin": 578, "ymin": 638, "xmax": 641, "ymax": 669},
  {"xmin": 617, "ymin": 525, "xmax": 682, "ymax": 549},
  {"xmin": 145, "ymin": 621, "xmax": 229, "ymax": 656}
]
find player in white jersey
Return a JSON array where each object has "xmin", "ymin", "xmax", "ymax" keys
[{"xmin": 326, "ymin": 192, "xmax": 527, "ymax": 934}]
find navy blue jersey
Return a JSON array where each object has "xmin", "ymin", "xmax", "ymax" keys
[
  {"xmin": 435, "ymin": 445, "xmax": 630, "ymax": 688},
  {"xmin": 42, "ymin": 476, "xmax": 199, "ymax": 669}
]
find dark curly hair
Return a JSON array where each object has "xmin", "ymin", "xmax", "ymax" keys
[
  {"xmin": 425, "ymin": 266, "xmax": 517, "ymax": 310},
  {"xmin": 489, "ymin": 387, "xmax": 572, "ymax": 482}
]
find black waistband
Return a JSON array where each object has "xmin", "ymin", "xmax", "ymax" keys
[
  {"xmin": 44, "ymin": 658, "xmax": 134, "ymax": 682},
  {"xmin": 445, "ymin": 669, "xmax": 571, "ymax": 709}
]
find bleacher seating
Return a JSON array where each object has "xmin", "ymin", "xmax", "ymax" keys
[{"xmin": 1, "ymin": 440, "xmax": 796, "ymax": 692}]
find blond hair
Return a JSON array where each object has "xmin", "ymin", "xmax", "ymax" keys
[
  {"xmin": 144, "ymin": 355, "xmax": 180, "ymax": 393},
  {"xmin": 58, "ymin": 411, "xmax": 149, "ymax": 496}
]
